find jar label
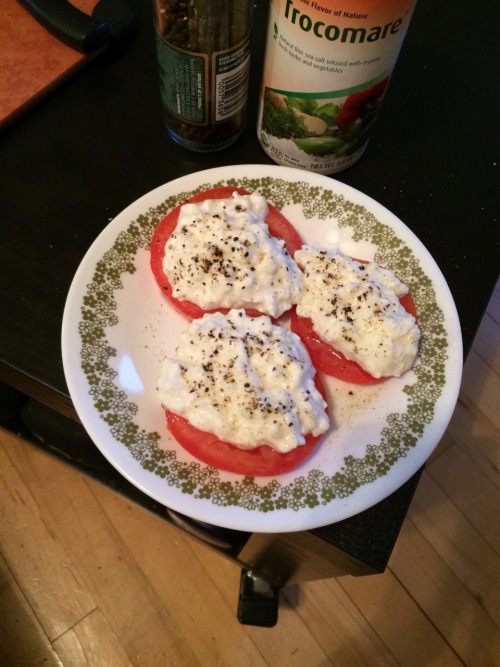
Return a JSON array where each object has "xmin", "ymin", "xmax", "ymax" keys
[
  {"xmin": 156, "ymin": 33, "xmax": 251, "ymax": 127},
  {"xmin": 155, "ymin": 35, "xmax": 209, "ymax": 125},
  {"xmin": 257, "ymin": 0, "xmax": 417, "ymax": 173},
  {"xmin": 214, "ymin": 41, "xmax": 251, "ymax": 122}
]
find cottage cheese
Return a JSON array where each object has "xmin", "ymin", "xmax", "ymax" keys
[
  {"xmin": 294, "ymin": 246, "xmax": 420, "ymax": 378},
  {"xmin": 158, "ymin": 310, "xmax": 329, "ymax": 452},
  {"xmin": 163, "ymin": 192, "xmax": 304, "ymax": 318}
]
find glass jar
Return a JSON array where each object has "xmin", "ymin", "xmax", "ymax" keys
[{"xmin": 153, "ymin": 0, "xmax": 253, "ymax": 152}]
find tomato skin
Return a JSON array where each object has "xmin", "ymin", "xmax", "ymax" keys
[
  {"xmin": 165, "ymin": 374, "xmax": 328, "ymax": 477},
  {"xmin": 150, "ymin": 186, "xmax": 303, "ymax": 320},
  {"xmin": 290, "ymin": 308, "xmax": 382, "ymax": 384},
  {"xmin": 290, "ymin": 293, "xmax": 418, "ymax": 385}
]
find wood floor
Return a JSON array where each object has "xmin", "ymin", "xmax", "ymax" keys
[{"xmin": 1, "ymin": 279, "xmax": 499, "ymax": 667}]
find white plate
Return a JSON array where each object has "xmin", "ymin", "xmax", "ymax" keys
[{"xmin": 62, "ymin": 165, "xmax": 462, "ymax": 533}]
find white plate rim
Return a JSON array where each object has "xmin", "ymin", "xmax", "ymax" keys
[{"xmin": 61, "ymin": 164, "xmax": 463, "ymax": 533}]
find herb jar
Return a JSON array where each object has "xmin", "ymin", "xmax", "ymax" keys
[{"xmin": 153, "ymin": 0, "xmax": 254, "ymax": 152}]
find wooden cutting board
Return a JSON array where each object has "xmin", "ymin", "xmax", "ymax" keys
[{"xmin": 0, "ymin": 0, "xmax": 98, "ymax": 130}]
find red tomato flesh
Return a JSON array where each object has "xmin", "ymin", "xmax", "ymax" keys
[
  {"xmin": 290, "ymin": 292, "xmax": 418, "ymax": 385},
  {"xmin": 165, "ymin": 374, "xmax": 328, "ymax": 477},
  {"xmin": 150, "ymin": 186, "xmax": 303, "ymax": 320}
]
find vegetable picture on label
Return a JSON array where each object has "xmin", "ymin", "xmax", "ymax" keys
[{"xmin": 261, "ymin": 77, "xmax": 389, "ymax": 160}]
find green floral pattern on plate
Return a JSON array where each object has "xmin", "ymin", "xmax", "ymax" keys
[{"xmin": 78, "ymin": 177, "xmax": 447, "ymax": 513}]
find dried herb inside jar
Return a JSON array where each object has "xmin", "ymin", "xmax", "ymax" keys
[{"xmin": 154, "ymin": 0, "xmax": 253, "ymax": 151}]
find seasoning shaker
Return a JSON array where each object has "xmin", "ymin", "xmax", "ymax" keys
[
  {"xmin": 153, "ymin": 0, "xmax": 254, "ymax": 152},
  {"xmin": 257, "ymin": 0, "xmax": 418, "ymax": 174}
]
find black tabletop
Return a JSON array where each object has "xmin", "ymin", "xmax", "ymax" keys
[{"xmin": 1, "ymin": 0, "xmax": 498, "ymax": 570}]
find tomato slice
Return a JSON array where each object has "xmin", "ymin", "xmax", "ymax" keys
[
  {"xmin": 150, "ymin": 186, "xmax": 303, "ymax": 320},
  {"xmin": 165, "ymin": 374, "xmax": 328, "ymax": 477},
  {"xmin": 290, "ymin": 293, "xmax": 418, "ymax": 385}
]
